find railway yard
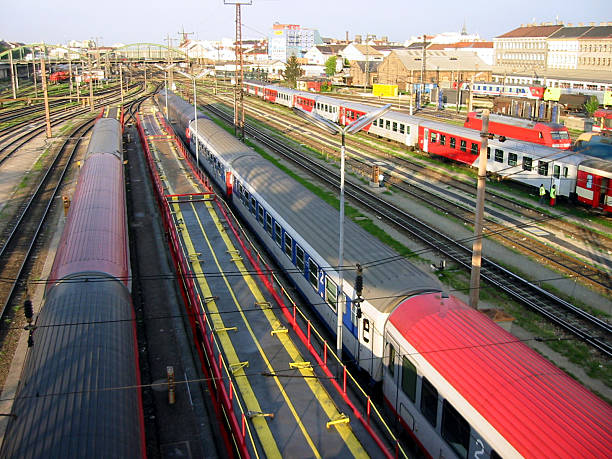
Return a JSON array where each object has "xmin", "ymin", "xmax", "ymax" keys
[{"xmin": 0, "ymin": 69, "xmax": 610, "ymax": 458}]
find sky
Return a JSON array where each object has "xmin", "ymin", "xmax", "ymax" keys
[{"xmin": 2, "ymin": 0, "xmax": 611, "ymax": 46}]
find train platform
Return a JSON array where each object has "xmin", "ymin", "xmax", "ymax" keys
[{"xmin": 136, "ymin": 103, "xmax": 402, "ymax": 458}]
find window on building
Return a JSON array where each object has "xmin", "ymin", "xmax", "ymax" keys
[
  {"xmin": 401, "ymin": 357, "xmax": 417, "ymax": 402},
  {"xmin": 442, "ymin": 400, "xmax": 470, "ymax": 459},
  {"xmin": 325, "ymin": 276, "xmax": 337, "ymax": 311},
  {"xmin": 460, "ymin": 140, "xmax": 467, "ymax": 152},
  {"xmin": 450, "ymin": 137, "xmax": 456, "ymax": 149},
  {"xmin": 420, "ymin": 377, "xmax": 438, "ymax": 427},
  {"xmin": 508, "ymin": 152, "xmax": 517, "ymax": 166},
  {"xmin": 308, "ymin": 259, "xmax": 318, "ymax": 290},
  {"xmin": 538, "ymin": 161, "xmax": 549, "ymax": 176},
  {"xmin": 523, "ymin": 156, "xmax": 533, "ymax": 171}
]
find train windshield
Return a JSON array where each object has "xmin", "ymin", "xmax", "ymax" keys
[{"xmin": 551, "ymin": 131, "xmax": 570, "ymax": 140}]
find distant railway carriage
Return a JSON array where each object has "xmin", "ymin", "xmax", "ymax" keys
[
  {"xmin": 241, "ymin": 82, "xmax": 612, "ymax": 210},
  {"xmin": 593, "ymin": 109, "xmax": 612, "ymax": 133},
  {"xmin": 160, "ymin": 90, "xmax": 612, "ymax": 459},
  {"xmin": 576, "ymin": 158, "xmax": 612, "ymax": 211},
  {"xmin": 468, "ymin": 82, "xmax": 545, "ymax": 100},
  {"xmin": 464, "ymin": 111, "xmax": 571, "ymax": 149}
]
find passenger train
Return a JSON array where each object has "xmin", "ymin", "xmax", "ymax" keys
[
  {"xmin": 0, "ymin": 118, "xmax": 145, "ymax": 458},
  {"xmin": 158, "ymin": 89, "xmax": 612, "ymax": 459},
  {"xmin": 243, "ymin": 81, "xmax": 612, "ymax": 212}
]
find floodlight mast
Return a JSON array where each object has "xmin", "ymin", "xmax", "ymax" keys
[
  {"xmin": 294, "ymin": 104, "xmax": 391, "ymax": 365},
  {"xmin": 224, "ymin": 1, "xmax": 252, "ymax": 139}
]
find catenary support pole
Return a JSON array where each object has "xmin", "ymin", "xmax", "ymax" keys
[{"xmin": 469, "ymin": 109, "xmax": 489, "ymax": 308}]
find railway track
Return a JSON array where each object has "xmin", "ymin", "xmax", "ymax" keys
[
  {"xmin": 199, "ymin": 87, "xmax": 612, "ymax": 293},
  {"xmin": 0, "ymin": 83, "xmax": 142, "ymax": 168},
  {"xmin": 200, "ymin": 99, "xmax": 612, "ymax": 359},
  {"xmin": 0, "ymin": 116, "xmax": 94, "ymax": 321}
]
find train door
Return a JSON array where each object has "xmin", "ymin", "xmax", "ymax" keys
[
  {"xmin": 422, "ymin": 128, "xmax": 429, "ymax": 153},
  {"xmin": 600, "ymin": 177, "xmax": 609, "ymax": 208}
]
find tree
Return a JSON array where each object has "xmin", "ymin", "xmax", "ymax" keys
[
  {"xmin": 324, "ymin": 56, "xmax": 337, "ymax": 77},
  {"xmin": 283, "ymin": 55, "xmax": 302, "ymax": 88},
  {"xmin": 584, "ymin": 96, "xmax": 599, "ymax": 117}
]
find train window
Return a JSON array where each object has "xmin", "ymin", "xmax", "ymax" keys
[
  {"xmin": 258, "ymin": 206, "xmax": 264, "ymax": 225},
  {"xmin": 450, "ymin": 137, "xmax": 456, "ymax": 149},
  {"xmin": 243, "ymin": 190, "xmax": 250, "ymax": 206},
  {"xmin": 274, "ymin": 222, "xmax": 282, "ymax": 247},
  {"xmin": 441, "ymin": 400, "xmax": 470, "ymax": 459},
  {"xmin": 284, "ymin": 233, "xmax": 293, "ymax": 259},
  {"xmin": 538, "ymin": 161, "xmax": 549, "ymax": 176},
  {"xmin": 553, "ymin": 165, "xmax": 560, "ymax": 178},
  {"xmin": 470, "ymin": 143, "xmax": 479, "ymax": 155},
  {"xmin": 430, "ymin": 132, "xmax": 437, "ymax": 143},
  {"xmin": 406, "ymin": 125, "xmax": 411, "ymax": 134},
  {"xmin": 439, "ymin": 135, "xmax": 445, "ymax": 146},
  {"xmin": 490, "ymin": 450, "xmax": 502, "ymax": 459},
  {"xmin": 508, "ymin": 152, "xmax": 517, "ymax": 166},
  {"xmin": 362, "ymin": 318, "xmax": 370, "ymax": 343},
  {"xmin": 586, "ymin": 174, "xmax": 593, "ymax": 189},
  {"xmin": 386, "ymin": 120, "xmax": 391, "ymax": 130},
  {"xmin": 388, "ymin": 344, "xmax": 396, "ymax": 378},
  {"xmin": 325, "ymin": 277, "xmax": 337, "ymax": 311},
  {"xmin": 420, "ymin": 377, "xmax": 438, "ymax": 428},
  {"xmin": 523, "ymin": 157, "xmax": 533, "ymax": 171},
  {"xmin": 266, "ymin": 214, "xmax": 273, "ymax": 237},
  {"xmin": 495, "ymin": 149, "xmax": 504, "ymax": 162},
  {"xmin": 250, "ymin": 197, "xmax": 257, "ymax": 215},
  {"xmin": 401, "ymin": 357, "xmax": 417, "ymax": 402},
  {"xmin": 308, "ymin": 259, "xmax": 318, "ymax": 290},
  {"xmin": 400, "ymin": 124, "xmax": 405, "ymax": 134},
  {"xmin": 460, "ymin": 140, "xmax": 467, "ymax": 152},
  {"xmin": 563, "ymin": 166, "xmax": 568, "ymax": 178},
  {"xmin": 296, "ymin": 245, "xmax": 305, "ymax": 274},
  {"xmin": 487, "ymin": 146, "xmax": 491, "ymax": 159},
  {"xmin": 393, "ymin": 122, "xmax": 398, "ymax": 132}
]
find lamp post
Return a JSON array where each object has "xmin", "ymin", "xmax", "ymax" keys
[
  {"xmin": 293, "ymin": 103, "xmax": 391, "ymax": 362},
  {"xmin": 178, "ymin": 70, "xmax": 207, "ymax": 168}
]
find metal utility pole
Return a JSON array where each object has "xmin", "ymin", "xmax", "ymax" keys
[
  {"xmin": 363, "ymin": 34, "xmax": 370, "ymax": 91},
  {"xmin": 40, "ymin": 57, "xmax": 52, "ymax": 138},
  {"xmin": 166, "ymin": 34, "xmax": 175, "ymax": 91},
  {"xmin": 32, "ymin": 59, "xmax": 38, "ymax": 98},
  {"xmin": 225, "ymin": 1, "xmax": 251, "ymax": 140},
  {"xmin": 469, "ymin": 109, "xmax": 490, "ymax": 309},
  {"xmin": 9, "ymin": 49, "xmax": 16, "ymax": 99},
  {"xmin": 119, "ymin": 65, "xmax": 124, "ymax": 104},
  {"xmin": 87, "ymin": 55, "xmax": 94, "ymax": 112}
]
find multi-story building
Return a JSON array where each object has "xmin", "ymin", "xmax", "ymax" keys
[
  {"xmin": 547, "ymin": 26, "xmax": 592, "ymax": 69},
  {"xmin": 578, "ymin": 24, "xmax": 612, "ymax": 71},
  {"xmin": 494, "ymin": 23, "xmax": 563, "ymax": 72},
  {"xmin": 269, "ymin": 23, "xmax": 322, "ymax": 62}
]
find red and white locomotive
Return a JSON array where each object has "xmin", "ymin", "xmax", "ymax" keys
[{"xmin": 243, "ymin": 81, "xmax": 612, "ymax": 211}]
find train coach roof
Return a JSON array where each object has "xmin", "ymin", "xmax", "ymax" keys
[
  {"xmin": 0, "ymin": 279, "xmax": 143, "ymax": 458},
  {"xmin": 388, "ymin": 293, "xmax": 612, "ymax": 458},
  {"xmin": 193, "ymin": 118, "xmax": 254, "ymax": 159},
  {"xmin": 85, "ymin": 118, "xmax": 122, "ymax": 160},
  {"xmin": 579, "ymin": 157, "xmax": 612, "ymax": 177},
  {"xmin": 229, "ymin": 151, "xmax": 441, "ymax": 313}
]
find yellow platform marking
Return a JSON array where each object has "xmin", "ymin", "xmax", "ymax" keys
[
  {"xmin": 194, "ymin": 201, "xmax": 368, "ymax": 459},
  {"xmin": 167, "ymin": 201, "xmax": 279, "ymax": 458},
  {"xmin": 147, "ymin": 114, "xmax": 366, "ymax": 458}
]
